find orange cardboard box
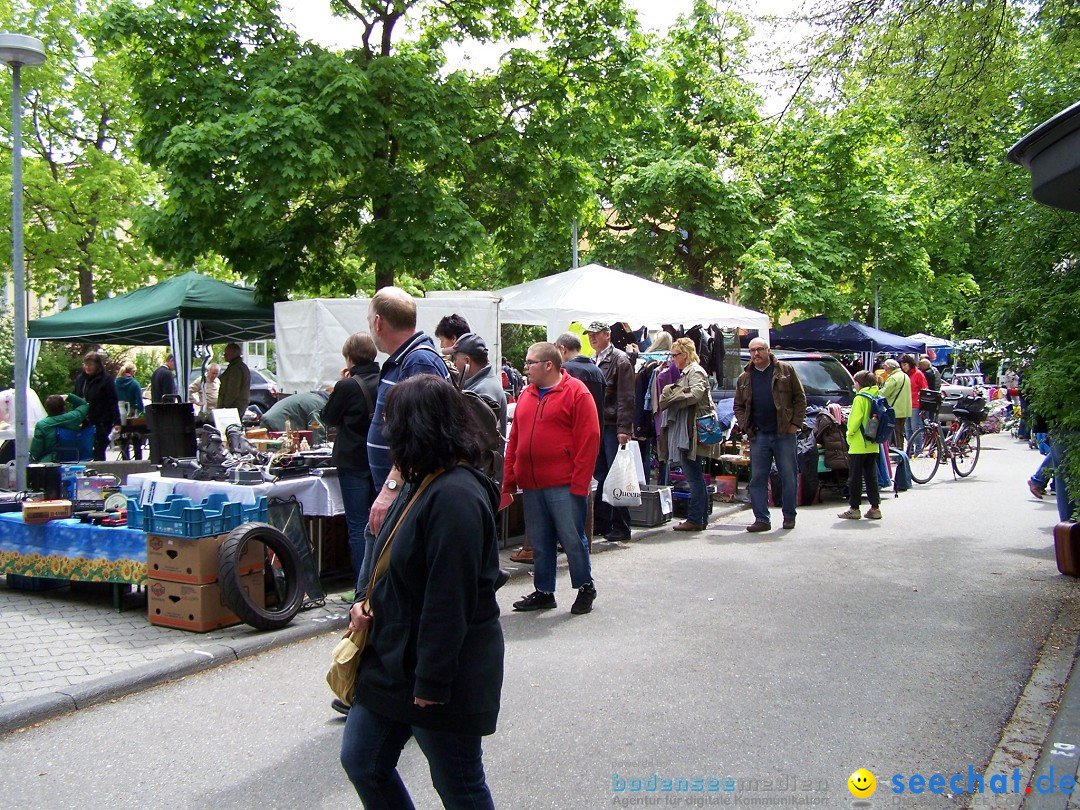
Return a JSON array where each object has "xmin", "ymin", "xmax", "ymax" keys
[
  {"xmin": 147, "ymin": 572, "xmax": 264, "ymax": 632},
  {"xmin": 146, "ymin": 532, "xmax": 263, "ymax": 584},
  {"xmin": 22, "ymin": 499, "xmax": 72, "ymax": 523}
]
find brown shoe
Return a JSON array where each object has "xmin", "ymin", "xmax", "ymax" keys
[
  {"xmin": 746, "ymin": 522, "xmax": 771, "ymax": 533},
  {"xmin": 509, "ymin": 547, "xmax": 533, "ymax": 564},
  {"xmin": 673, "ymin": 521, "xmax": 705, "ymax": 532},
  {"xmin": 1029, "ymin": 480, "xmax": 1045, "ymax": 499}
]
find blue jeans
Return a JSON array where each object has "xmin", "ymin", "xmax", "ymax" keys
[
  {"xmin": 1050, "ymin": 437, "xmax": 1077, "ymax": 522},
  {"xmin": 877, "ymin": 444, "xmax": 892, "ymax": 488},
  {"xmin": 904, "ymin": 411, "xmax": 920, "ymax": 442},
  {"xmin": 679, "ymin": 449, "xmax": 708, "ymax": 526},
  {"xmin": 340, "ymin": 703, "xmax": 494, "ymax": 810},
  {"xmin": 593, "ymin": 427, "xmax": 630, "ymax": 537},
  {"xmin": 357, "ymin": 524, "xmax": 378, "ymax": 599},
  {"xmin": 338, "ymin": 468, "xmax": 375, "ymax": 586},
  {"xmin": 522, "ymin": 487, "xmax": 592, "ymax": 594},
  {"xmin": 748, "ymin": 431, "xmax": 798, "ymax": 525},
  {"xmin": 1031, "ymin": 454, "xmax": 1054, "ymax": 487}
]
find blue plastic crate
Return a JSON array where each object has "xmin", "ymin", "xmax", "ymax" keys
[
  {"xmin": 142, "ymin": 497, "xmax": 244, "ymax": 538},
  {"xmin": 243, "ymin": 496, "xmax": 268, "ymax": 524}
]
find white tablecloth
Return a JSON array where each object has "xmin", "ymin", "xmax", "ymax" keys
[{"xmin": 126, "ymin": 471, "xmax": 344, "ymax": 517}]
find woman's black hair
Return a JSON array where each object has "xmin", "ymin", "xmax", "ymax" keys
[{"xmin": 384, "ymin": 375, "xmax": 482, "ymax": 482}]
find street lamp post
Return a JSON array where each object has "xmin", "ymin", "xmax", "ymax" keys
[{"xmin": 0, "ymin": 34, "xmax": 46, "ymax": 492}]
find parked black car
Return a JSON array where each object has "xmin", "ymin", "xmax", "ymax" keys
[{"xmin": 713, "ymin": 349, "xmax": 857, "ymax": 408}]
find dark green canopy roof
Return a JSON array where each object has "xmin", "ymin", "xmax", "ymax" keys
[{"xmin": 28, "ymin": 272, "xmax": 276, "ymax": 345}]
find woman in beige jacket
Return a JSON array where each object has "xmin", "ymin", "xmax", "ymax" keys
[{"xmin": 659, "ymin": 337, "xmax": 721, "ymax": 531}]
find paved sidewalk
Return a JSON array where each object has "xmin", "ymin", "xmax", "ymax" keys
[{"xmin": 0, "ymin": 501, "xmax": 749, "ymax": 735}]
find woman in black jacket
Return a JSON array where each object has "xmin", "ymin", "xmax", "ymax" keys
[
  {"xmin": 340, "ymin": 375, "xmax": 504, "ymax": 809},
  {"xmin": 320, "ymin": 331, "xmax": 381, "ymax": 591},
  {"xmin": 74, "ymin": 351, "xmax": 121, "ymax": 461}
]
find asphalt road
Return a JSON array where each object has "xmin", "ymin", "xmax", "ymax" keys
[{"xmin": 0, "ymin": 433, "xmax": 1072, "ymax": 810}]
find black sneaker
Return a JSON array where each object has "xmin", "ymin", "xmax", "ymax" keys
[
  {"xmin": 513, "ymin": 590, "xmax": 556, "ymax": 611},
  {"xmin": 571, "ymin": 583, "xmax": 597, "ymax": 615}
]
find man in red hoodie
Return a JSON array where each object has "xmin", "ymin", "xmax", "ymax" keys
[{"xmin": 503, "ymin": 342, "xmax": 600, "ymax": 615}]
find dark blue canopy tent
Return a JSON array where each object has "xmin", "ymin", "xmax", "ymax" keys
[{"xmin": 770, "ymin": 317, "xmax": 926, "ymax": 355}]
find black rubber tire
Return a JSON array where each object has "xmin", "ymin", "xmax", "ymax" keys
[
  {"xmin": 906, "ymin": 427, "xmax": 941, "ymax": 484},
  {"xmin": 218, "ymin": 522, "xmax": 304, "ymax": 631},
  {"xmin": 951, "ymin": 422, "xmax": 981, "ymax": 477}
]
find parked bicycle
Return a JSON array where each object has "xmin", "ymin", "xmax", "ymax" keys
[{"xmin": 906, "ymin": 394, "xmax": 987, "ymax": 484}]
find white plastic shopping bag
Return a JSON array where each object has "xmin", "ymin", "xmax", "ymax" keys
[
  {"xmin": 629, "ymin": 441, "xmax": 647, "ymax": 487},
  {"xmin": 602, "ymin": 444, "xmax": 643, "ymax": 508}
]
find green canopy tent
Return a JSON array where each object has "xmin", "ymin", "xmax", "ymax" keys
[{"xmin": 27, "ymin": 272, "xmax": 276, "ymax": 402}]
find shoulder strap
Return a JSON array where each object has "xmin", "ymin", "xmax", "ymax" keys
[
  {"xmin": 362, "ymin": 468, "xmax": 445, "ymax": 600},
  {"xmin": 886, "ymin": 380, "xmax": 902, "ymax": 407},
  {"xmin": 402, "ymin": 342, "xmax": 444, "ymax": 366},
  {"xmin": 351, "ymin": 374, "xmax": 374, "ymax": 415}
]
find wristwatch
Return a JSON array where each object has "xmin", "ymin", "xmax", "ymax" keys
[{"xmin": 384, "ymin": 479, "xmax": 400, "ymax": 491}]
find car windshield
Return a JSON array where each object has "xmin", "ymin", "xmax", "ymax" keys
[{"xmin": 790, "ymin": 360, "xmax": 854, "ymax": 398}]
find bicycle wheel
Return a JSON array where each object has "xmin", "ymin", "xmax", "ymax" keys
[
  {"xmin": 951, "ymin": 422, "xmax": 981, "ymax": 477},
  {"xmin": 906, "ymin": 427, "xmax": 941, "ymax": 484}
]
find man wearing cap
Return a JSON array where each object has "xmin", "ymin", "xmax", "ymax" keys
[
  {"xmin": 880, "ymin": 358, "xmax": 912, "ymax": 448},
  {"xmin": 451, "ymin": 332, "xmax": 507, "ymax": 436},
  {"xmin": 584, "ymin": 321, "xmax": 636, "ymax": 542}
]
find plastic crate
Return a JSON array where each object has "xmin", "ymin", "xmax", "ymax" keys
[
  {"xmin": 627, "ymin": 485, "xmax": 672, "ymax": 527},
  {"xmin": 672, "ymin": 486, "xmax": 716, "ymax": 519},
  {"xmin": 141, "ymin": 497, "xmax": 244, "ymax": 538}
]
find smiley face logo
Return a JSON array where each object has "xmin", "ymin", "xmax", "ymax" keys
[{"xmin": 848, "ymin": 768, "xmax": 876, "ymax": 798}]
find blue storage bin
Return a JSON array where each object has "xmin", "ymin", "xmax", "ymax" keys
[
  {"xmin": 142, "ymin": 497, "xmax": 245, "ymax": 538},
  {"xmin": 243, "ymin": 496, "xmax": 268, "ymax": 524}
]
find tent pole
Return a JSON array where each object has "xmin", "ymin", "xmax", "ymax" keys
[
  {"xmin": 571, "ymin": 219, "xmax": 578, "ymax": 269},
  {"xmin": 874, "ymin": 285, "xmax": 880, "ymax": 330}
]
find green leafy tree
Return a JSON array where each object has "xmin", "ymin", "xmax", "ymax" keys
[
  {"xmin": 98, "ymin": 0, "xmax": 648, "ymax": 299},
  {"xmin": 0, "ymin": 0, "xmax": 163, "ymax": 307},
  {"xmin": 742, "ymin": 98, "xmax": 979, "ymax": 331},
  {"xmin": 585, "ymin": 1, "xmax": 763, "ymax": 297}
]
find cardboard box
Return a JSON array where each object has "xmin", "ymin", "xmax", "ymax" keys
[
  {"xmin": 146, "ymin": 532, "xmax": 263, "ymax": 584},
  {"xmin": 147, "ymin": 572, "xmax": 264, "ymax": 632},
  {"xmin": 22, "ymin": 499, "xmax": 73, "ymax": 523}
]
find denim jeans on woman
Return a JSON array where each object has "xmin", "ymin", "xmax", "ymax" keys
[
  {"xmin": 338, "ymin": 468, "xmax": 376, "ymax": 589},
  {"xmin": 340, "ymin": 703, "xmax": 494, "ymax": 809},
  {"xmin": 679, "ymin": 449, "xmax": 708, "ymax": 526}
]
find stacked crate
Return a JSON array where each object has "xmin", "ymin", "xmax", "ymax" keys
[{"xmin": 144, "ymin": 495, "xmax": 268, "ymax": 632}]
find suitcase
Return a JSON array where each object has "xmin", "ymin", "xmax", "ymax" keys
[{"xmin": 1055, "ymin": 522, "xmax": 1080, "ymax": 576}]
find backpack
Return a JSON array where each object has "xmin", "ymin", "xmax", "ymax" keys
[
  {"xmin": 858, "ymin": 391, "xmax": 895, "ymax": 444},
  {"xmin": 461, "ymin": 389, "xmax": 504, "ymax": 485}
]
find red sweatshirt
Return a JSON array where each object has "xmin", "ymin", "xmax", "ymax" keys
[
  {"xmin": 503, "ymin": 370, "xmax": 600, "ymax": 496},
  {"xmin": 907, "ymin": 367, "xmax": 928, "ymax": 409}
]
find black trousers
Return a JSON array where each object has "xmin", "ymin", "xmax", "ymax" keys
[{"xmin": 848, "ymin": 452, "xmax": 880, "ymax": 509}]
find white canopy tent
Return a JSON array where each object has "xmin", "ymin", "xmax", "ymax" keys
[
  {"xmin": 906, "ymin": 332, "xmax": 955, "ymax": 349},
  {"xmin": 496, "ymin": 264, "xmax": 770, "ymax": 340},
  {"xmin": 274, "ymin": 294, "xmax": 501, "ymax": 392}
]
